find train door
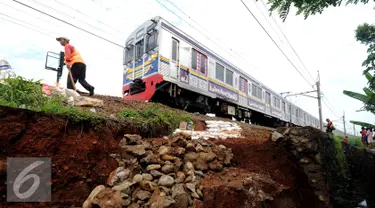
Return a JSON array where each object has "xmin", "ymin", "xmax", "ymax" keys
[
  {"xmin": 170, "ymin": 38, "xmax": 179, "ymax": 80},
  {"xmin": 265, "ymin": 91, "xmax": 271, "ymax": 114}
]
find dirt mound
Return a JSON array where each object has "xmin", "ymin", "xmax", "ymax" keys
[
  {"xmin": 0, "ymin": 106, "xmax": 169, "ymax": 208},
  {"xmin": 200, "ymin": 167, "xmax": 286, "ymax": 208},
  {"xmin": 208, "ymin": 137, "xmax": 325, "ymax": 208}
]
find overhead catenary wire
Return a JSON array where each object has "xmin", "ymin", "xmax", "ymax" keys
[
  {"xmin": 155, "ymin": 0, "xmax": 256, "ymax": 71},
  {"xmin": 258, "ymin": 0, "xmax": 316, "ymax": 83},
  {"xmin": 0, "ymin": 15, "xmax": 55, "ymax": 38},
  {"xmin": 52, "ymin": 0, "xmax": 127, "ymax": 36},
  {"xmin": 161, "ymin": 0, "xmax": 255, "ymax": 71},
  {"xmin": 27, "ymin": 0, "xmax": 125, "ymax": 41},
  {"xmin": 239, "ymin": 0, "xmax": 314, "ymax": 88},
  {"xmin": 13, "ymin": 0, "xmax": 124, "ymax": 48}
]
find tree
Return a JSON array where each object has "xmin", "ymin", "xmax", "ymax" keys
[
  {"xmin": 265, "ymin": 0, "xmax": 371, "ymax": 21},
  {"xmin": 343, "ymin": 24, "xmax": 375, "ymax": 115}
]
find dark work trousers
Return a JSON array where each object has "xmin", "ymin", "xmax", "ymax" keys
[{"xmin": 67, "ymin": 62, "xmax": 94, "ymax": 92}]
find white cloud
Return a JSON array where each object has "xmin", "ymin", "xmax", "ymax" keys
[{"xmin": 1, "ymin": 0, "xmax": 375, "ymax": 135}]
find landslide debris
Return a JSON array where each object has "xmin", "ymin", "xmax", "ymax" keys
[
  {"xmin": 271, "ymin": 127, "xmax": 332, "ymax": 207},
  {"xmin": 82, "ymin": 133, "xmax": 235, "ymax": 208}
]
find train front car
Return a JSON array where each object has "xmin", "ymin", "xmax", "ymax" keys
[{"xmin": 123, "ymin": 17, "xmax": 162, "ymax": 101}]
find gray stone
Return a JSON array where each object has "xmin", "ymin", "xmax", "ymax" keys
[
  {"xmin": 112, "ymin": 180, "xmax": 136, "ymax": 194},
  {"xmin": 124, "ymin": 145, "xmax": 147, "ymax": 156},
  {"xmin": 150, "ymin": 170, "xmax": 163, "ymax": 178},
  {"xmin": 133, "ymin": 174, "xmax": 143, "ymax": 183},
  {"xmin": 159, "ymin": 146, "xmax": 169, "ymax": 155},
  {"xmin": 218, "ymin": 145, "xmax": 226, "ymax": 149},
  {"xmin": 271, "ymin": 131, "xmax": 284, "ymax": 142},
  {"xmin": 159, "ymin": 175, "xmax": 175, "ymax": 187},
  {"xmin": 175, "ymin": 171, "xmax": 186, "ymax": 183},
  {"xmin": 146, "ymin": 164, "xmax": 161, "ymax": 171},
  {"xmin": 139, "ymin": 180, "xmax": 157, "ymax": 191},
  {"xmin": 195, "ymin": 144, "xmax": 204, "ymax": 152},
  {"xmin": 136, "ymin": 190, "xmax": 151, "ymax": 201},
  {"xmin": 142, "ymin": 173, "xmax": 153, "ymax": 181},
  {"xmin": 161, "ymin": 164, "xmax": 175, "ymax": 174}
]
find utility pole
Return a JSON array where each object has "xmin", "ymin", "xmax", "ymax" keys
[
  {"xmin": 343, "ymin": 111, "xmax": 347, "ymax": 137},
  {"xmin": 282, "ymin": 70, "xmax": 324, "ymax": 131},
  {"xmin": 316, "ymin": 71, "xmax": 323, "ymax": 131},
  {"xmin": 353, "ymin": 123, "xmax": 356, "ymax": 136}
]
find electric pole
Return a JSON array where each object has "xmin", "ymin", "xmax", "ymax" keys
[
  {"xmin": 353, "ymin": 123, "xmax": 356, "ymax": 136},
  {"xmin": 316, "ymin": 71, "xmax": 323, "ymax": 131},
  {"xmin": 343, "ymin": 111, "xmax": 347, "ymax": 137}
]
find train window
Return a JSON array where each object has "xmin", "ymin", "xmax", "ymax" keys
[
  {"xmin": 225, "ymin": 68, "xmax": 233, "ymax": 86},
  {"xmin": 252, "ymin": 84, "xmax": 256, "ymax": 97},
  {"xmin": 125, "ymin": 45, "xmax": 134, "ymax": 63},
  {"xmin": 200, "ymin": 54, "xmax": 207, "ymax": 74},
  {"xmin": 282, "ymin": 101, "xmax": 286, "ymax": 112},
  {"xmin": 146, "ymin": 31, "xmax": 158, "ymax": 52},
  {"xmin": 239, "ymin": 76, "xmax": 247, "ymax": 93},
  {"xmin": 296, "ymin": 109, "xmax": 299, "ymax": 117},
  {"xmin": 272, "ymin": 96, "xmax": 276, "ymax": 107},
  {"xmin": 215, "ymin": 63, "xmax": 224, "ymax": 81},
  {"xmin": 265, "ymin": 92, "xmax": 271, "ymax": 105},
  {"xmin": 257, "ymin": 87, "xmax": 262, "ymax": 99},
  {"xmin": 135, "ymin": 39, "xmax": 144, "ymax": 60},
  {"xmin": 192, "ymin": 49, "xmax": 197, "ymax": 70}
]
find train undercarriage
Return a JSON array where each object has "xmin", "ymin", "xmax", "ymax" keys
[{"xmin": 148, "ymin": 81, "xmax": 287, "ymax": 128}]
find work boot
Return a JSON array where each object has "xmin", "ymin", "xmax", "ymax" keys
[{"xmin": 89, "ymin": 87, "xmax": 95, "ymax": 96}]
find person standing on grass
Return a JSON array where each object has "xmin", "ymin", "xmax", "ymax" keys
[
  {"xmin": 56, "ymin": 36, "xmax": 95, "ymax": 96},
  {"xmin": 366, "ymin": 128, "xmax": 373, "ymax": 144},
  {"xmin": 361, "ymin": 127, "xmax": 368, "ymax": 146},
  {"xmin": 343, "ymin": 136, "xmax": 349, "ymax": 143}
]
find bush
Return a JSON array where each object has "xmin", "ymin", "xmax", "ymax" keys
[
  {"xmin": 119, "ymin": 105, "xmax": 192, "ymax": 132},
  {"xmin": 0, "ymin": 75, "xmax": 98, "ymax": 122}
]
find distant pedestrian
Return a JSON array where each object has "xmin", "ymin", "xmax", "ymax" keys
[
  {"xmin": 367, "ymin": 128, "xmax": 373, "ymax": 144},
  {"xmin": 56, "ymin": 36, "xmax": 95, "ymax": 96},
  {"xmin": 343, "ymin": 136, "xmax": 349, "ymax": 143},
  {"xmin": 325, "ymin": 118, "xmax": 335, "ymax": 133},
  {"xmin": 361, "ymin": 127, "xmax": 367, "ymax": 145}
]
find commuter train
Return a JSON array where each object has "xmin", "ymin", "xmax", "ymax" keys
[{"xmin": 122, "ymin": 16, "xmax": 321, "ymax": 128}]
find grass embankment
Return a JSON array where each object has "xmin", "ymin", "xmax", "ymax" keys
[{"xmin": 0, "ymin": 76, "xmax": 191, "ymax": 131}]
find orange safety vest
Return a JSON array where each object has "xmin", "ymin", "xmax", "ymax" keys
[{"xmin": 64, "ymin": 46, "xmax": 84, "ymax": 66}]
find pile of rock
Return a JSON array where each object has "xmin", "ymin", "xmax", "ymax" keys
[
  {"xmin": 83, "ymin": 133, "xmax": 234, "ymax": 208},
  {"xmin": 271, "ymin": 127, "xmax": 330, "ymax": 206},
  {"xmin": 174, "ymin": 120, "xmax": 242, "ymax": 140}
]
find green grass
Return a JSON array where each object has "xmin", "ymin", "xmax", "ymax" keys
[
  {"xmin": 119, "ymin": 105, "xmax": 192, "ymax": 132},
  {"xmin": 0, "ymin": 75, "xmax": 99, "ymax": 122}
]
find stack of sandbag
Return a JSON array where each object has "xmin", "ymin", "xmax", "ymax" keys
[
  {"xmin": 41, "ymin": 83, "xmax": 103, "ymax": 107},
  {"xmin": 174, "ymin": 120, "xmax": 242, "ymax": 140}
]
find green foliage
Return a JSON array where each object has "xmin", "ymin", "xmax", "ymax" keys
[
  {"xmin": 263, "ymin": 0, "xmax": 370, "ymax": 21},
  {"xmin": 0, "ymin": 75, "xmax": 98, "ymax": 122},
  {"xmin": 119, "ymin": 105, "xmax": 192, "ymax": 132},
  {"xmin": 0, "ymin": 75, "xmax": 48, "ymax": 108}
]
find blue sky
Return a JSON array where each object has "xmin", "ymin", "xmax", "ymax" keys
[{"xmin": 1, "ymin": 0, "xmax": 375, "ymax": 135}]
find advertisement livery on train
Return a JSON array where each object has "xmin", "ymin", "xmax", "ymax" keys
[{"xmin": 122, "ymin": 16, "xmax": 321, "ymax": 128}]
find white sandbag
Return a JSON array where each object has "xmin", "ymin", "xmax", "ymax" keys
[
  {"xmin": 65, "ymin": 89, "xmax": 81, "ymax": 100},
  {"xmin": 74, "ymin": 96, "xmax": 104, "ymax": 107}
]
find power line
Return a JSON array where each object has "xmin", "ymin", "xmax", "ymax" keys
[
  {"xmin": 258, "ymin": 0, "xmax": 316, "ymax": 83},
  {"xmin": 162, "ymin": 0, "xmax": 255, "ymax": 70},
  {"xmin": 53, "ymin": 0, "xmax": 127, "ymax": 36},
  {"xmin": 0, "ymin": 15, "xmax": 54, "ymax": 38},
  {"xmin": 239, "ymin": 0, "xmax": 314, "ymax": 88},
  {"xmin": 155, "ymin": 0, "xmax": 257, "ymax": 71},
  {"xmin": 13, "ymin": 0, "xmax": 124, "ymax": 48},
  {"xmin": 28, "ymin": 0, "xmax": 125, "ymax": 41}
]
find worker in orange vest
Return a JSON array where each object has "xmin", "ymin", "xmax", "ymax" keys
[
  {"xmin": 325, "ymin": 118, "xmax": 335, "ymax": 133},
  {"xmin": 56, "ymin": 37, "xmax": 95, "ymax": 96}
]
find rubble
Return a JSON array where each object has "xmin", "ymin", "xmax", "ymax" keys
[
  {"xmin": 83, "ymin": 132, "xmax": 234, "ymax": 208},
  {"xmin": 173, "ymin": 120, "xmax": 242, "ymax": 140}
]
